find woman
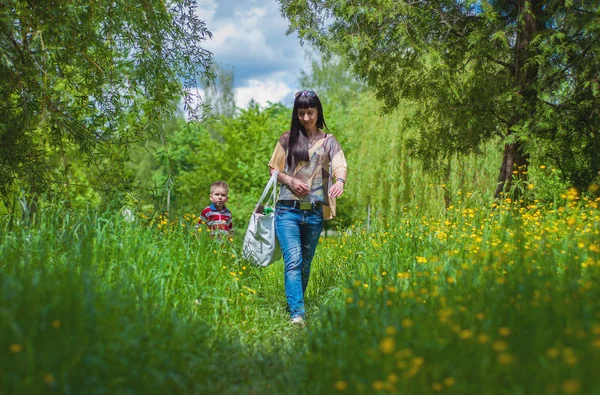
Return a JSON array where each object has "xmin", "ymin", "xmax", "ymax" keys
[{"xmin": 268, "ymin": 90, "xmax": 348, "ymax": 325}]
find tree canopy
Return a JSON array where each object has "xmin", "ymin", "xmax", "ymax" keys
[
  {"xmin": 278, "ymin": 0, "xmax": 600, "ymax": 194},
  {"xmin": 0, "ymin": 0, "xmax": 213, "ymax": 202}
]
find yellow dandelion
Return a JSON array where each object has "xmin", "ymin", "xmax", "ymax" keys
[
  {"xmin": 564, "ymin": 352, "xmax": 578, "ymax": 365},
  {"xmin": 402, "ymin": 318, "xmax": 414, "ymax": 328},
  {"xmin": 334, "ymin": 380, "xmax": 348, "ymax": 391},
  {"xmin": 546, "ymin": 348, "xmax": 560, "ymax": 359},
  {"xmin": 44, "ymin": 374, "xmax": 54, "ymax": 384},
  {"xmin": 592, "ymin": 338, "xmax": 600, "ymax": 348},
  {"xmin": 492, "ymin": 340, "xmax": 508, "ymax": 352},
  {"xmin": 411, "ymin": 356, "xmax": 425, "ymax": 367},
  {"xmin": 459, "ymin": 329, "xmax": 473, "ymax": 340},
  {"xmin": 498, "ymin": 327, "xmax": 511, "ymax": 337},
  {"xmin": 52, "ymin": 320, "xmax": 61, "ymax": 329},
  {"xmin": 379, "ymin": 337, "xmax": 396, "ymax": 354},
  {"xmin": 444, "ymin": 377, "xmax": 456, "ymax": 387},
  {"xmin": 372, "ymin": 381, "xmax": 385, "ymax": 391},
  {"xmin": 562, "ymin": 379, "xmax": 580, "ymax": 394},
  {"xmin": 10, "ymin": 344, "xmax": 22, "ymax": 353},
  {"xmin": 432, "ymin": 383, "xmax": 443, "ymax": 391},
  {"xmin": 567, "ymin": 188, "xmax": 579, "ymax": 200},
  {"xmin": 497, "ymin": 353, "xmax": 514, "ymax": 365},
  {"xmin": 386, "ymin": 326, "xmax": 397, "ymax": 335},
  {"xmin": 387, "ymin": 373, "xmax": 398, "ymax": 384},
  {"xmin": 478, "ymin": 333, "xmax": 490, "ymax": 344}
]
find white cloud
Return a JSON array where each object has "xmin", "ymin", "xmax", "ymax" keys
[
  {"xmin": 192, "ymin": 0, "xmax": 317, "ymax": 109},
  {"xmin": 235, "ymin": 78, "xmax": 293, "ymax": 108},
  {"xmin": 196, "ymin": 0, "xmax": 217, "ymax": 22},
  {"xmin": 183, "ymin": 77, "xmax": 292, "ymax": 119}
]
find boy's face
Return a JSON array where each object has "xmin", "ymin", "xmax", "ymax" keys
[{"xmin": 209, "ymin": 186, "xmax": 228, "ymax": 210}]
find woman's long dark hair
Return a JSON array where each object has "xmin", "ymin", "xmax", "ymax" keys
[{"xmin": 287, "ymin": 92, "xmax": 327, "ymax": 169}]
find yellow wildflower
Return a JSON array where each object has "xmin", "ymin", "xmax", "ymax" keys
[
  {"xmin": 444, "ymin": 377, "xmax": 456, "ymax": 387},
  {"xmin": 492, "ymin": 340, "xmax": 508, "ymax": 352},
  {"xmin": 372, "ymin": 381, "xmax": 385, "ymax": 391},
  {"xmin": 546, "ymin": 348, "xmax": 560, "ymax": 359},
  {"xmin": 379, "ymin": 337, "xmax": 395, "ymax": 354},
  {"xmin": 497, "ymin": 353, "xmax": 514, "ymax": 365},
  {"xmin": 459, "ymin": 329, "xmax": 473, "ymax": 340},
  {"xmin": 562, "ymin": 379, "xmax": 580, "ymax": 394},
  {"xmin": 402, "ymin": 318, "xmax": 414, "ymax": 328},
  {"xmin": 498, "ymin": 327, "xmax": 511, "ymax": 337},
  {"xmin": 334, "ymin": 380, "xmax": 348, "ymax": 391}
]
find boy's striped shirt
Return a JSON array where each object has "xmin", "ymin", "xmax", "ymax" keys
[{"xmin": 196, "ymin": 203, "xmax": 233, "ymax": 238}]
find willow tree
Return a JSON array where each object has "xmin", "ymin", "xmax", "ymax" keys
[
  {"xmin": 0, "ymin": 0, "xmax": 213, "ymax": 205},
  {"xmin": 278, "ymin": 0, "xmax": 600, "ymax": 195}
]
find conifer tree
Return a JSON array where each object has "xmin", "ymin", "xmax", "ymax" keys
[{"xmin": 278, "ymin": 0, "xmax": 600, "ymax": 194}]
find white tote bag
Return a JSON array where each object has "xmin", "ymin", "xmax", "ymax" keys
[{"xmin": 242, "ymin": 171, "xmax": 282, "ymax": 267}]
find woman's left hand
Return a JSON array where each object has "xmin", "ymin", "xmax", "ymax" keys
[{"xmin": 329, "ymin": 180, "xmax": 345, "ymax": 198}]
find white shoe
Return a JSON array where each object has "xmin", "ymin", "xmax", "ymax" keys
[{"xmin": 291, "ymin": 316, "xmax": 305, "ymax": 326}]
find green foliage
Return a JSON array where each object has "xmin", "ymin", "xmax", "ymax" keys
[
  {"xmin": 278, "ymin": 0, "xmax": 600, "ymax": 190},
  {"xmin": 128, "ymin": 103, "xmax": 290, "ymax": 221},
  {"xmin": 298, "ymin": 54, "xmax": 367, "ymax": 109},
  {"xmin": 203, "ymin": 63, "xmax": 237, "ymax": 118},
  {"xmin": 0, "ymin": 0, "xmax": 213, "ymax": 203},
  {"xmin": 1, "ymin": 191, "xmax": 599, "ymax": 393},
  {"xmin": 0, "ymin": 208, "xmax": 298, "ymax": 394},
  {"xmin": 124, "ymin": 57, "xmax": 504, "ymax": 227}
]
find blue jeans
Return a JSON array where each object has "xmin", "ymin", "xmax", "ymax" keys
[{"xmin": 275, "ymin": 204, "xmax": 324, "ymax": 319}]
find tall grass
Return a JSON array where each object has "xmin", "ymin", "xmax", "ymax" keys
[
  {"xmin": 0, "ymin": 208, "xmax": 301, "ymax": 394},
  {"xmin": 2, "ymin": 189, "xmax": 599, "ymax": 394}
]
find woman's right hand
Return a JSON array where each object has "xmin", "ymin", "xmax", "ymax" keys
[{"xmin": 288, "ymin": 177, "xmax": 309, "ymax": 196}]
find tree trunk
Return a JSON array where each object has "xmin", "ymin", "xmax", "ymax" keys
[
  {"xmin": 494, "ymin": 0, "xmax": 541, "ymax": 198},
  {"xmin": 443, "ymin": 158, "xmax": 452, "ymax": 209},
  {"xmin": 494, "ymin": 141, "xmax": 529, "ymax": 197}
]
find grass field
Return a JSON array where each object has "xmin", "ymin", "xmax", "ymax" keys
[{"xmin": 2, "ymin": 190, "xmax": 600, "ymax": 394}]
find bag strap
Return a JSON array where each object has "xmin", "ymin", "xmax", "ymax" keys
[{"xmin": 256, "ymin": 171, "xmax": 278, "ymax": 207}]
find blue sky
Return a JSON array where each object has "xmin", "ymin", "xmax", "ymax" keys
[{"xmin": 196, "ymin": 0, "xmax": 314, "ymax": 109}]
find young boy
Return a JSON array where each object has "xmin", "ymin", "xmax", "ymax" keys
[{"xmin": 196, "ymin": 181, "xmax": 233, "ymax": 240}]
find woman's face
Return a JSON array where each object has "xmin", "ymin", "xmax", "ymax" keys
[{"xmin": 297, "ymin": 107, "xmax": 318, "ymax": 131}]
